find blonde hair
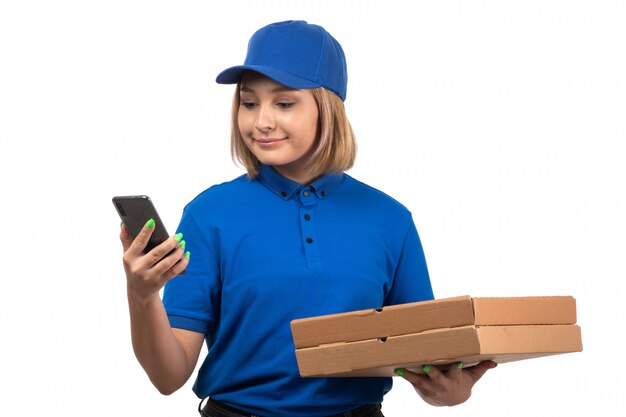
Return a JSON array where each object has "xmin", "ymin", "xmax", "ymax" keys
[{"xmin": 230, "ymin": 82, "xmax": 357, "ymax": 180}]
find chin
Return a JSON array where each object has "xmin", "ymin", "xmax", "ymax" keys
[{"xmin": 254, "ymin": 154, "xmax": 291, "ymax": 167}]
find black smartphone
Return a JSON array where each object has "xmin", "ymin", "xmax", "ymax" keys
[{"xmin": 112, "ymin": 195, "xmax": 171, "ymax": 254}]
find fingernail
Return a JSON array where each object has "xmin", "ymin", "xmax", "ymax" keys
[
  {"xmin": 457, "ymin": 362, "xmax": 463, "ymax": 369},
  {"xmin": 179, "ymin": 240, "xmax": 186, "ymax": 250},
  {"xmin": 394, "ymin": 369, "xmax": 405, "ymax": 376},
  {"xmin": 422, "ymin": 365, "xmax": 431, "ymax": 373},
  {"xmin": 185, "ymin": 251, "xmax": 190, "ymax": 259},
  {"xmin": 492, "ymin": 362, "xmax": 498, "ymax": 368},
  {"xmin": 146, "ymin": 218, "xmax": 155, "ymax": 229},
  {"xmin": 174, "ymin": 233, "xmax": 183, "ymax": 242}
]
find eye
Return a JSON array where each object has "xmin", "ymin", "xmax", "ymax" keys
[
  {"xmin": 277, "ymin": 102, "xmax": 295, "ymax": 109},
  {"xmin": 241, "ymin": 102, "xmax": 257, "ymax": 110}
]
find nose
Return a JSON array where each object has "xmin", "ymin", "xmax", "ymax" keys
[{"xmin": 254, "ymin": 104, "xmax": 276, "ymax": 132}]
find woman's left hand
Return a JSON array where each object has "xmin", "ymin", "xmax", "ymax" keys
[{"xmin": 397, "ymin": 361, "xmax": 496, "ymax": 406}]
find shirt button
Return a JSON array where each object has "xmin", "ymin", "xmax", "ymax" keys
[
  {"xmin": 303, "ymin": 191, "xmax": 309, "ymax": 197},
  {"xmin": 281, "ymin": 191, "xmax": 287, "ymax": 197},
  {"xmin": 321, "ymin": 191, "xmax": 326, "ymax": 197},
  {"xmin": 306, "ymin": 237, "xmax": 313, "ymax": 244},
  {"xmin": 304, "ymin": 214, "xmax": 311, "ymax": 221}
]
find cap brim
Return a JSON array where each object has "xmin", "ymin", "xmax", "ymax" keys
[{"xmin": 216, "ymin": 65, "xmax": 321, "ymax": 90}]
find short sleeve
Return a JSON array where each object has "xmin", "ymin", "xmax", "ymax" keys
[
  {"xmin": 162, "ymin": 207, "xmax": 221, "ymax": 342},
  {"xmin": 384, "ymin": 214, "xmax": 434, "ymax": 306}
]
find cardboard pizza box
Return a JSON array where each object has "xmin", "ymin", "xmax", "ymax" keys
[
  {"xmin": 291, "ymin": 295, "xmax": 582, "ymax": 377},
  {"xmin": 295, "ymin": 324, "xmax": 582, "ymax": 377},
  {"xmin": 291, "ymin": 295, "xmax": 577, "ymax": 349}
]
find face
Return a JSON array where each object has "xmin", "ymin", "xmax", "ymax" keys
[{"xmin": 238, "ymin": 72, "xmax": 319, "ymax": 184}]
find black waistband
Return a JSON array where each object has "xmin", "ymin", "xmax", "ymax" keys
[{"xmin": 200, "ymin": 398, "xmax": 382, "ymax": 417}]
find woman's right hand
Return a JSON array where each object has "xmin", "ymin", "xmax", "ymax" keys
[{"xmin": 120, "ymin": 219, "xmax": 190, "ymax": 303}]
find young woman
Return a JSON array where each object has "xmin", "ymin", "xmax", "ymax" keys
[{"xmin": 119, "ymin": 20, "xmax": 495, "ymax": 417}]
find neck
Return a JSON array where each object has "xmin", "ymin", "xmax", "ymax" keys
[{"xmin": 272, "ymin": 165, "xmax": 319, "ymax": 185}]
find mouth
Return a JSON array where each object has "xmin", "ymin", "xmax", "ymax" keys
[
  {"xmin": 254, "ymin": 137, "xmax": 287, "ymax": 146},
  {"xmin": 254, "ymin": 137, "xmax": 287, "ymax": 143}
]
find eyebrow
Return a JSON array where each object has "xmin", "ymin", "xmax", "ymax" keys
[{"xmin": 240, "ymin": 85, "xmax": 299, "ymax": 94}]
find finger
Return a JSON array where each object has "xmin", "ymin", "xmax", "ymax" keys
[
  {"xmin": 465, "ymin": 360, "xmax": 496, "ymax": 382},
  {"xmin": 159, "ymin": 250, "xmax": 191, "ymax": 284},
  {"xmin": 148, "ymin": 237, "xmax": 187, "ymax": 275},
  {"xmin": 126, "ymin": 218, "xmax": 156, "ymax": 256},
  {"xmin": 447, "ymin": 361, "xmax": 464, "ymax": 378},
  {"xmin": 120, "ymin": 223, "xmax": 133, "ymax": 252},
  {"xmin": 396, "ymin": 369, "xmax": 436, "ymax": 395},
  {"xmin": 143, "ymin": 233, "xmax": 184, "ymax": 269},
  {"xmin": 421, "ymin": 364, "xmax": 446, "ymax": 385}
]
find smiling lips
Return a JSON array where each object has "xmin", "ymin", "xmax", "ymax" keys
[{"xmin": 255, "ymin": 137, "xmax": 287, "ymax": 146}]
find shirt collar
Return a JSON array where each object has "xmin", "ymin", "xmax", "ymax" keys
[{"xmin": 257, "ymin": 164, "xmax": 345, "ymax": 201}]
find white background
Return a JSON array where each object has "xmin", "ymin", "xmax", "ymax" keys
[{"xmin": 1, "ymin": 1, "xmax": 624, "ymax": 416}]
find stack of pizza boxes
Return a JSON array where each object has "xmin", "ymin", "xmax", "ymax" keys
[{"xmin": 290, "ymin": 296, "xmax": 582, "ymax": 377}]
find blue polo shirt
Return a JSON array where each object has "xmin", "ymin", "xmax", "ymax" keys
[{"xmin": 163, "ymin": 164, "xmax": 433, "ymax": 417}]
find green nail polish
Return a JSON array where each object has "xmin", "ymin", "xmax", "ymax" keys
[
  {"xmin": 146, "ymin": 218, "xmax": 155, "ymax": 229},
  {"xmin": 457, "ymin": 362, "xmax": 463, "ymax": 369},
  {"xmin": 179, "ymin": 240, "xmax": 186, "ymax": 250},
  {"xmin": 174, "ymin": 233, "xmax": 183, "ymax": 242},
  {"xmin": 185, "ymin": 251, "xmax": 190, "ymax": 259},
  {"xmin": 422, "ymin": 365, "xmax": 431, "ymax": 373},
  {"xmin": 394, "ymin": 369, "xmax": 405, "ymax": 376}
]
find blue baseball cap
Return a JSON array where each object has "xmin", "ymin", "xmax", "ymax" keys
[{"xmin": 216, "ymin": 20, "xmax": 348, "ymax": 101}]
